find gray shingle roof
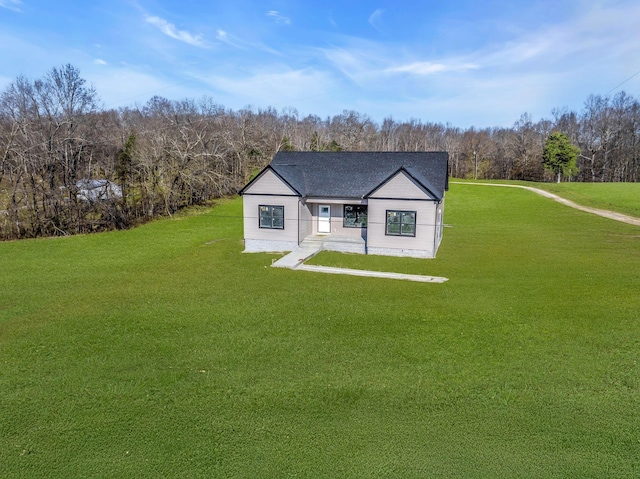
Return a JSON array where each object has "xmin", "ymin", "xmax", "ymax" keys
[{"xmin": 259, "ymin": 151, "xmax": 448, "ymax": 200}]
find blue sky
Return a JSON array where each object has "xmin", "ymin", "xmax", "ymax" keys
[{"xmin": 1, "ymin": 0, "xmax": 638, "ymax": 128}]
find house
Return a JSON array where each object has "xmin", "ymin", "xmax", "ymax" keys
[
  {"xmin": 239, "ymin": 151, "xmax": 449, "ymax": 258},
  {"xmin": 76, "ymin": 179, "xmax": 122, "ymax": 202}
]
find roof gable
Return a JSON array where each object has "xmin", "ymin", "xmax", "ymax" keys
[
  {"xmin": 239, "ymin": 165, "xmax": 300, "ymax": 196},
  {"xmin": 367, "ymin": 168, "xmax": 439, "ymax": 200}
]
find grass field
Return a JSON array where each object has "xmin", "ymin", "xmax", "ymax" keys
[
  {"xmin": 1, "ymin": 183, "xmax": 639, "ymax": 478},
  {"xmin": 528, "ymin": 181, "xmax": 640, "ymax": 218},
  {"xmin": 456, "ymin": 179, "xmax": 640, "ymax": 218}
]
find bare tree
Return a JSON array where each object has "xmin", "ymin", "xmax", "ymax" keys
[{"xmin": 2, "ymin": 64, "xmax": 639, "ymax": 240}]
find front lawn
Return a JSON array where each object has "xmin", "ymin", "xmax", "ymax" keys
[{"xmin": 1, "ymin": 184, "xmax": 639, "ymax": 478}]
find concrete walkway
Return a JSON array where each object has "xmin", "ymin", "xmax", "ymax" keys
[
  {"xmin": 271, "ymin": 236, "xmax": 448, "ymax": 283},
  {"xmin": 271, "ymin": 242, "xmax": 324, "ymax": 269},
  {"xmin": 296, "ymin": 264, "xmax": 448, "ymax": 282},
  {"xmin": 452, "ymin": 182, "xmax": 640, "ymax": 226}
]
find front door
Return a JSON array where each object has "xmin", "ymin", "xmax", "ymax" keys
[{"xmin": 318, "ymin": 204, "xmax": 331, "ymax": 233}]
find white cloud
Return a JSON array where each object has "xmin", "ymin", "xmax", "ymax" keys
[
  {"xmin": 215, "ymin": 28, "xmax": 280, "ymax": 55},
  {"xmin": 200, "ymin": 67, "xmax": 336, "ymax": 112},
  {"xmin": 318, "ymin": 0, "xmax": 640, "ymax": 126},
  {"xmin": 215, "ymin": 29, "xmax": 245, "ymax": 49},
  {"xmin": 322, "ymin": 45, "xmax": 477, "ymax": 89},
  {"xmin": 2, "ymin": 0, "xmax": 636, "ymax": 129},
  {"xmin": 478, "ymin": 2, "xmax": 640, "ymax": 71},
  {"xmin": 368, "ymin": 9, "xmax": 384, "ymax": 32},
  {"xmin": 320, "ymin": 41, "xmax": 389, "ymax": 85},
  {"xmin": 145, "ymin": 15, "xmax": 208, "ymax": 48},
  {"xmin": 387, "ymin": 61, "xmax": 479, "ymax": 75},
  {"xmin": 266, "ymin": 10, "xmax": 291, "ymax": 25},
  {"xmin": 0, "ymin": 0, "xmax": 21, "ymax": 12},
  {"xmin": 87, "ymin": 66, "xmax": 192, "ymax": 109}
]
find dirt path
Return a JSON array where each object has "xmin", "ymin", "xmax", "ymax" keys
[{"xmin": 451, "ymin": 182, "xmax": 640, "ymax": 227}]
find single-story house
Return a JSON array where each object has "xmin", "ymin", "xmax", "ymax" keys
[{"xmin": 239, "ymin": 151, "xmax": 449, "ymax": 258}]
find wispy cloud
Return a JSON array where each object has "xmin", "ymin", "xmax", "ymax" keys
[
  {"xmin": 322, "ymin": 41, "xmax": 477, "ymax": 86},
  {"xmin": 368, "ymin": 9, "xmax": 384, "ymax": 33},
  {"xmin": 145, "ymin": 15, "xmax": 208, "ymax": 47},
  {"xmin": 266, "ymin": 10, "xmax": 291, "ymax": 25},
  {"xmin": 201, "ymin": 67, "xmax": 335, "ymax": 110},
  {"xmin": 387, "ymin": 61, "xmax": 479, "ymax": 75},
  {"xmin": 89, "ymin": 66, "xmax": 185, "ymax": 109},
  {"xmin": 215, "ymin": 29, "xmax": 245, "ymax": 49},
  {"xmin": 321, "ymin": 45, "xmax": 378, "ymax": 85},
  {"xmin": 477, "ymin": 1, "xmax": 640, "ymax": 71},
  {"xmin": 3, "ymin": 0, "xmax": 636, "ymax": 129},
  {"xmin": 0, "ymin": 0, "xmax": 22, "ymax": 12},
  {"xmin": 215, "ymin": 28, "xmax": 280, "ymax": 55}
]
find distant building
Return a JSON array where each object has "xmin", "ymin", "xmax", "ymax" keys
[{"xmin": 76, "ymin": 180, "xmax": 122, "ymax": 202}]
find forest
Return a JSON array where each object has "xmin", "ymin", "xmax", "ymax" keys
[{"xmin": 1, "ymin": 64, "xmax": 639, "ymax": 240}]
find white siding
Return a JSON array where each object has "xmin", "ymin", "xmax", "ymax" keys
[
  {"xmin": 367, "ymin": 198, "xmax": 438, "ymax": 258},
  {"xmin": 368, "ymin": 171, "xmax": 432, "ymax": 200},
  {"xmin": 243, "ymin": 169, "xmax": 297, "ymax": 196},
  {"xmin": 434, "ymin": 200, "xmax": 444, "ymax": 254},
  {"xmin": 242, "ymin": 195, "xmax": 299, "ymax": 247},
  {"xmin": 298, "ymin": 201, "xmax": 313, "ymax": 242}
]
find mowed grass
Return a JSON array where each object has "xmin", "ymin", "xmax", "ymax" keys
[
  {"xmin": 1, "ymin": 185, "xmax": 639, "ymax": 478},
  {"xmin": 529, "ymin": 181, "xmax": 640, "ymax": 218},
  {"xmin": 455, "ymin": 179, "xmax": 640, "ymax": 218}
]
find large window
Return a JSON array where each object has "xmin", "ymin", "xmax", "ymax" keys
[
  {"xmin": 259, "ymin": 205, "xmax": 284, "ymax": 229},
  {"xmin": 386, "ymin": 210, "xmax": 416, "ymax": 237},
  {"xmin": 343, "ymin": 204, "xmax": 368, "ymax": 228}
]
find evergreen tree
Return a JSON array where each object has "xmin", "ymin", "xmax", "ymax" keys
[{"xmin": 542, "ymin": 132, "xmax": 580, "ymax": 183}]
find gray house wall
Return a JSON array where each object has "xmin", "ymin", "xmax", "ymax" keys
[
  {"xmin": 366, "ymin": 198, "xmax": 438, "ymax": 259},
  {"xmin": 365, "ymin": 171, "xmax": 439, "ymax": 258},
  {"xmin": 298, "ymin": 201, "xmax": 313, "ymax": 243},
  {"xmin": 434, "ymin": 200, "xmax": 444, "ymax": 253},
  {"xmin": 241, "ymin": 170, "xmax": 301, "ymax": 252},
  {"xmin": 242, "ymin": 194, "xmax": 300, "ymax": 252}
]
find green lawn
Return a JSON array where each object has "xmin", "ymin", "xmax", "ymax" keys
[
  {"xmin": 528, "ymin": 181, "xmax": 640, "ymax": 218},
  {"xmin": 455, "ymin": 179, "xmax": 640, "ymax": 218},
  {"xmin": 1, "ymin": 184, "xmax": 639, "ymax": 478}
]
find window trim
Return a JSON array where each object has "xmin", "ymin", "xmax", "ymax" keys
[
  {"xmin": 343, "ymin": 204, "xmax": 368, "ymax": 228},
  {"xmin": 385, "ymin": 210, "xmax": 417, "ymax": 237},
  {"xmin": 259, "ymin": 205, "xmax": 285, "ymax": 229}
]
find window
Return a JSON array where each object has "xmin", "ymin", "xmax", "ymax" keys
[
  {"xmin": 259, "ymin": 205, "xmax": 284, "ymax": 229},
  {"xmin": 343, "ymin": 204, "xmax": 368, "ymax": 228},
  {"xmin": 386, "ymin": 210, "xmax": 416, "ymax": 237}
]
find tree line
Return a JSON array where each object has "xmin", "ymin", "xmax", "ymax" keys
[{"xmin": 1, "ymin": 64, "xmax": 638, "ymax": 240}]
